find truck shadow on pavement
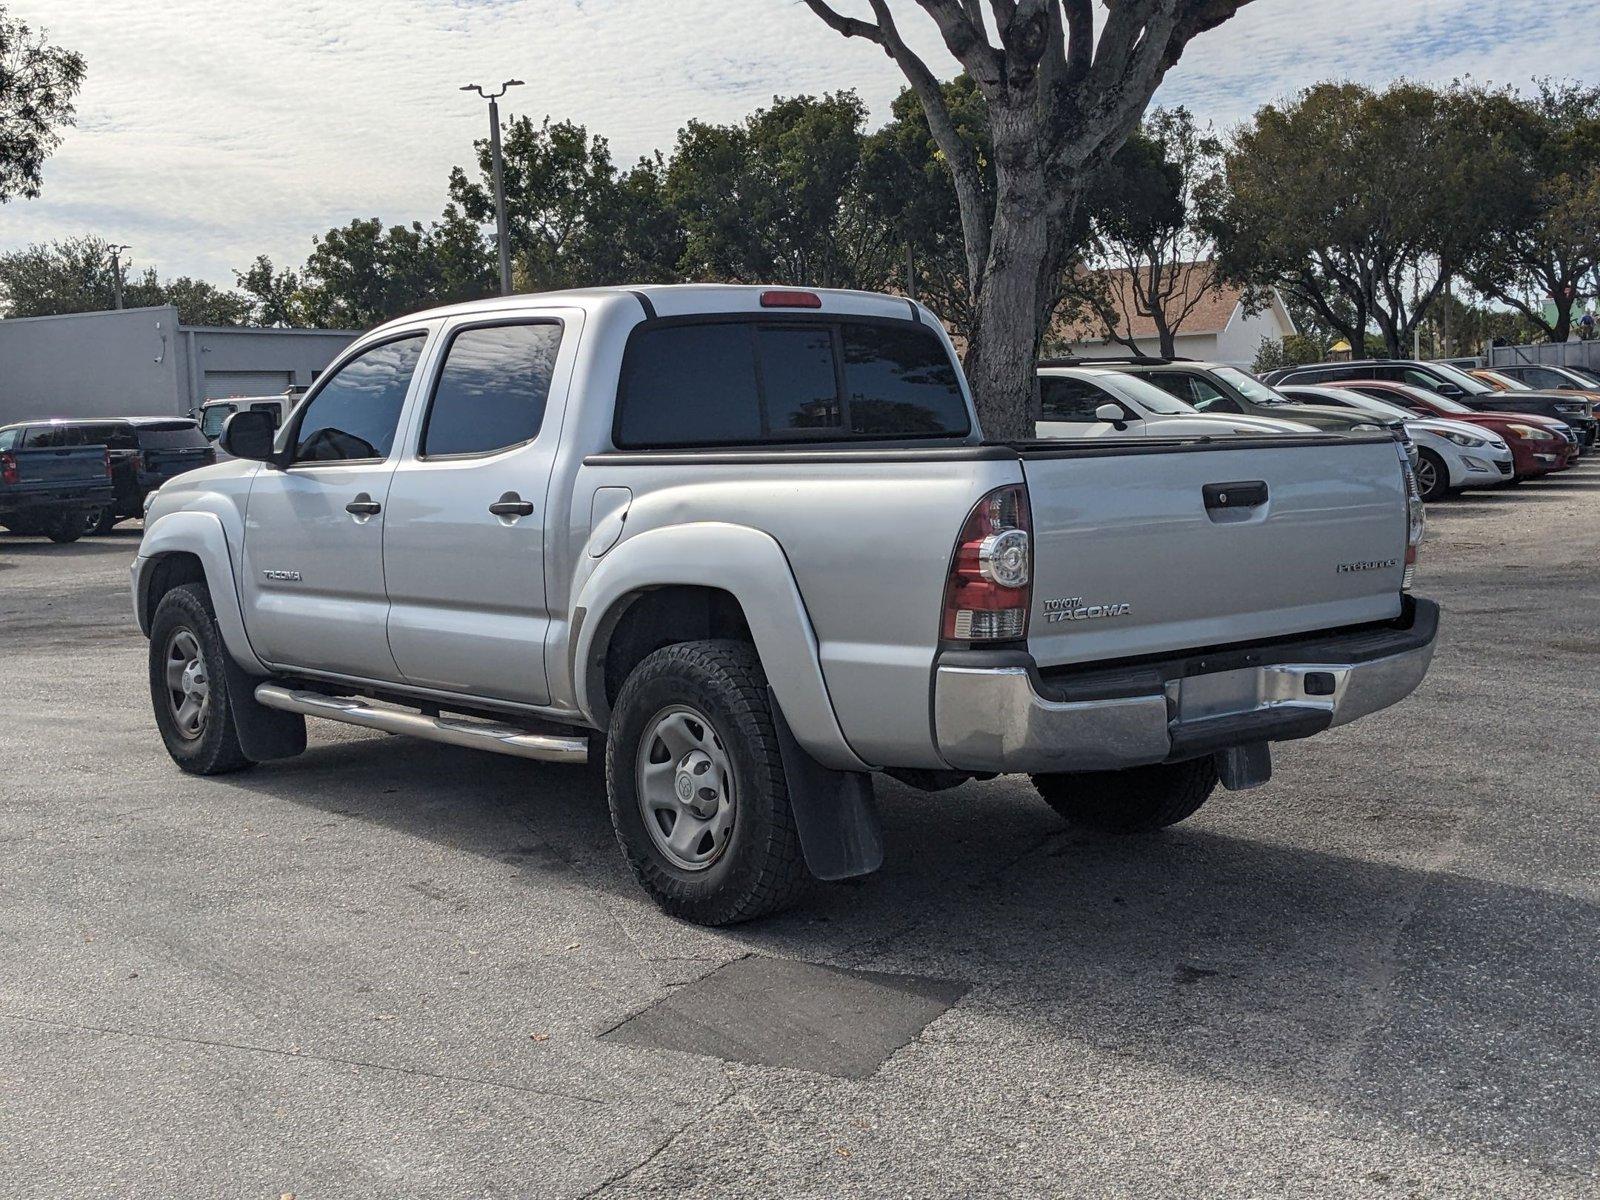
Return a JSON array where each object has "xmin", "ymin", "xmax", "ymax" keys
[{"xmin": 232, "ymin": 733, "xmax": 1600, "ymax": 1177}]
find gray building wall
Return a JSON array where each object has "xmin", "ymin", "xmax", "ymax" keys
[
  {"xmin": 179, "ymin": 325, "xmax": 360, "ymax": 412},
  {"xmin": 0, "ymin": 306, "xmax": 184, "ymax": 423},
  {"xmin": 0, "ymin": 307, "xmax": 359, "ymax": 426}
]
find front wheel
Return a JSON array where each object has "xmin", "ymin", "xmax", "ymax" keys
[
  {"xmin": 1414, "ymin": 448, "xmax": 1450, "ymax": 502},
  {"xmin": 606, "ymin": 640, "xmax": 809, "ymax": 925},
  {"xmin": 148, "ymin": 582, "xmax": 254, "ymax": 775},
  {"xmin": 1032, "ymin": 758, "xmax": 1218, "ymax": 834}
]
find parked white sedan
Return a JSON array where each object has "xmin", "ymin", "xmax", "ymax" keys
[
  {"xmin": 1280, "ymin": 385, "xmax": 1514, "ymax": 500},
  {"xmin": 1037, "ymin": 366, "xmax": 1317, "ymax": 439}
]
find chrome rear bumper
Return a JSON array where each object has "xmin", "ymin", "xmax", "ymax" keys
[{"xmin": 934, "ymin": 598, "xmax": 1439, "ymax": 774}]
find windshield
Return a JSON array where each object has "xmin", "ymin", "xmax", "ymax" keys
[
  {"xmin": 1485, "ymin": 371, "xmax": 1531, "ymax": 390},
  {"xmin": 1565, "ymin": 365, "xmax": 1600, "ymax": 387},
  {"xmin": 1213, "ymin": 366, "xmax": 1292, "ymax": 405},
  {"xmin": 1428, "ymin": 361, "xmax": 1493, "ymax": 395},
  {"xmin": 1098, "ymin": 372, "xmax": 1191, "ymax": 415},
  {"xmin": 199, "ymin": 404, "xmax": 235, "ymax": 438}
]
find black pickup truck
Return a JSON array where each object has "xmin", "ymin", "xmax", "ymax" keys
[
  {"xmin": 0, "ymin": 421, "xmax": 115, "ymax": 543},
  {"xmin": 93, "ymin": 417, "xmax": 215, "ymax": 532}
]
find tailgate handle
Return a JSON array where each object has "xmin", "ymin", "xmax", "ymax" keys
[{"xmin": 1203, "ymin": 481, "xmax": 1268, "ymax": 510}]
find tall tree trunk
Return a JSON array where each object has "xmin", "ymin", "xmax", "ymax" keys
[{"xmin": 965, "ymin": 106, "xmax": 1051, "ymax": 442}]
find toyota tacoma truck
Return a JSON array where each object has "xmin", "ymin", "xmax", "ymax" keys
[{"xmin": 131, "ymin": 285, "xmax": 1437, "ymax": 925}]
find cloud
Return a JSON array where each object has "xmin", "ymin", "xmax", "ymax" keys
[{"xmin": 0, "ymin": 0, "xmax": 1590, "ymax": 290}]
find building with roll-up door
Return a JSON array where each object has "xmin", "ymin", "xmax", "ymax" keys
[{"xmin": 0, "ymin": 305, "xmax": 358, "ymax": 425}]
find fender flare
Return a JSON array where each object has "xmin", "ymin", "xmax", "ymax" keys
[
  {"xmin": 571, "ymin": 521, "xmax": 869, "ymax": 773},
  {"xmin": 134, "ymin": 509, "xmax": 267, "ymax": 676}
]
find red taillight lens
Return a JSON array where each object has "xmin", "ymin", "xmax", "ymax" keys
[
  {"xmin": 941, "ymin": 484, "xmax": 1032, "ymax": 643},
  {"xmin": 0, "ymin": 453, "xmax": 16, "ymax": 486},
  {"xmin": 105, "ymin": 451, "xmax": 115, "ymax": 479},
  {"xmin": 759, "ymin": 289, "xmax": 822, "ymax": 309}
]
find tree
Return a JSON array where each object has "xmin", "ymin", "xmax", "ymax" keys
[
  {"xmin": 0, "ymin": 6, "xmax": 85, "ymax": 203},
  {"xmin": 450, "ymin": 116, "xmax": 680, "ymax": 291},
  {"xmin": 804, "ymin": 1, "xmax": 1253, "ymax": 438},
  {"xmin": 0, "ymin": 234, "xmax": 252, "ymax": 324},
  {"xmin": 1459, "ymin": 83, "xmax": 1600, "ymax": 344},
  {"xmin": 859, "ymin": 76, "xmax": 992, "ymax": 340},
  {"xmin": 667, "ymin": 91, "xmax": 890, "ymax": 289},
  {"xmin": 234, "ymin": 255, "xmax": 305, "ymax": 327},
  {"xmin": 125, "ymin": 271, "xmax": 252, "ymax": 326},
  {"xmin": 1211, "ymin": 81, "xmax": 1508, "ymax": 359},
  {"xmin": 1071, "ymin": 107, "xmax": 1223, "ymax": 357}
]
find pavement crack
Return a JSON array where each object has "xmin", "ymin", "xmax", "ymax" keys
[
  {"xmin": 0, "ymin": 1010, "xmax": 608, "ymax": 1106},
  {"xmin": 577, "ymin": 1086, "xmax": 739, "ymax": 1198}
]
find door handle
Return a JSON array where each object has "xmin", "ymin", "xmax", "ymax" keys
[
  {"xmin": 1202, "ymin": 481, "xmax": 1268, "ymax": 510},
  {"xmin": 345, "ymin": 495, "xmax": 382, "ymax": 516},
  {"xmin": 489, "ymin": 492, "xmax": 534, "ymax": 518}
]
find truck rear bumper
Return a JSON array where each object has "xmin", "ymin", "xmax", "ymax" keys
[{"xmin": 933, "ymin": 597, "xmax": 1439, "ymax": 774}]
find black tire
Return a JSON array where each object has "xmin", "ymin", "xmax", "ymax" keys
[
  {"xmin": 606, "ymin": 639, "xmax": 809, "ymax": 925},
  {"xmin": 1414, "ymin": 448, "xmax": 1450, "ymax": 502},
  {"xmin": 1031, "ymin": 757, "xmax": 1218, "ymax": 834},
  {"xmin": 148, "ymin": 582, "xmax": 254, "ymax": 775},
  {"xmin": 44, "ymin": 511, "xmax": 85, "ymax": 543},
  {"xmin": 92, "ymin": 508, "xmax": 120, "ymax": 535}
]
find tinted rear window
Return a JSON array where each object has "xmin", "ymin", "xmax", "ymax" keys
[
  {"xmin": 615, "ymin": 318, "xmax": 968, "ymax": 448},
  {"xmin": 136, "ymin": 424, "xmax": 208, "ymax": 450}
]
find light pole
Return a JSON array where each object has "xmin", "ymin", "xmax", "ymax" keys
[
  {"xmin": 461, "ymin": 79, "xmax": 523, "ymax": 296},
  {"xmin": 109, "ymin": 244, "xmax": 131, "ymax": 310}
]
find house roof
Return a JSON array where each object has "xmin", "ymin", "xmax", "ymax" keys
[{"xmin": 1064, "ymin": 262, "xmax": 1251, "ymax": 342}]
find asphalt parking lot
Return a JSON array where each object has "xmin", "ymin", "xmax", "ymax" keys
[{"xmin": 2, "ymin": 465, "xmax": 1597, "ymax": 1199}]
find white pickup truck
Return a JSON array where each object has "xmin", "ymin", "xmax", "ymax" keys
[{"xmin": 132, "ymin": 285, "xmax": 1437, "ymax": 925}]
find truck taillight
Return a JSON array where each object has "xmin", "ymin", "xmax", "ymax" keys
[
  {"xmin": 105, "ymin": 451, "xmax": 115, "ymax": 479},
  {"xmin": 1398, "ymin": 441, "xmax": 1424, "ymax": 590},
  {"xmin": 0, "ymin": 453, "xmax": 16, "ymax": 486},
  {"xmin": 941, "ymin": 484, "xmax": 1031, "ymax": 643}
]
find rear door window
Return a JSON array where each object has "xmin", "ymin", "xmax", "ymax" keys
[
  {"xmin": 22, "ymin": 426, "xmax": 64, "ymax": 448},
  {"xmin": 422, "ymin": 321, "xmax": 564, "ymax": 456},
  {"xmin": 1039, "ymin": 377, "xmax": 1112, "ymax": 421},
  {"xmin": 615, "ymin": 318, "xmax": 968, "ymax": 447}
]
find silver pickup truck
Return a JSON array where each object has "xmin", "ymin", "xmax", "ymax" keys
[{"xmin": 132, "ymin": 285, "xmax": 1437, "ymax": 925}]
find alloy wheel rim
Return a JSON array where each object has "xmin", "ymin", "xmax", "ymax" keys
[
  {"xmin": 81, "ymin": 508, "xmax": 102, "ymax": 534},
  {"xmin": 635, "ymin": 704, "xmax": 735, "ymax": 871},
  {"xmin": 1417, "ymin": 457, "xmax": 1438, "ymax": 494},
  {"xmin": 164, "ymin": 627, "xmax": 210, "ymax": 740}
]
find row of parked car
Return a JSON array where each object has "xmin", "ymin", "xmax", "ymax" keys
[{"xmin": 1033, "ymin": 355, "xmax": 1593, "ymax": 501}]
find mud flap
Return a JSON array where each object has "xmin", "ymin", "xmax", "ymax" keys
[
  {"xmin": 1215, "ymin": 742, "xmax": 1271, "ymax": 791},
  {"xmin": 221, "ymin": 656, "xmax": 306, "ymax": 762},
  {"xmin": 767, "ymin": 687, "xmax": 883, "ymax": 880}
]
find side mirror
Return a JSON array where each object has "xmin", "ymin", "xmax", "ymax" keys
[
  {"xmin": 1435, "ymin": 383, "xmax": 1464, "ymax": 398},
  {"xmin": 1095, "ymin": 402, "xmax": 1128, "ymax": 425},
  {"xmin": 219, "ymin": 409, "xmax": 282, "ymax": 465}
]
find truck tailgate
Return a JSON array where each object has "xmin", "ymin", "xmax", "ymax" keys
[
  {"xmin": 11, "ymin": 447, "xmax": 108, "ymax": 489},
  {"xmin": 1021, "ymin": 436, "xmax": 1409, "ymax": 668}
]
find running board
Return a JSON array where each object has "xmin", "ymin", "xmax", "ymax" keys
[{"xmin": 253, "ymin": 684, "xmax": 589, "ymax": 764}]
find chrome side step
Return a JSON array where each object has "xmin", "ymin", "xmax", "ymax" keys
[{"xmin": 254, "ymin": 684, "xmax": 589, "ymax": 764}]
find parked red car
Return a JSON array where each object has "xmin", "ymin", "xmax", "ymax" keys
[{"xmin": 1318, "ymin": 380, "xmax": 1576, "ymax": 479}]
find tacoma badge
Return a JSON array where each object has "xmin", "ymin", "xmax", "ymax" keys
[{"xmin": 1043, "ymin": 596, "xmax": 1132, "ymax": 623}]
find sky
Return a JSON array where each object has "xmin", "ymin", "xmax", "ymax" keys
[{"xmin": 2, "ymin": 0, "xmax": 1594, "ymax": 290}]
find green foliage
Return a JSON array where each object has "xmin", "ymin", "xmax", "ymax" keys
[
  {"xmin": 1458, "ymin": 82, "xmax": 1600, "ymax": 343},
  {"xmin": 1250, "ymin": 333, "xmax": 1328, "ymax": 374},
  {"xmin": 1210, "ymin": 80, "xmax": 1511, "ymax": 358},
  {"xmin": 0, "ymin": 5, "xmax": 85, "ymax": 203},
  {"xmin": 451, "ymin": 116, "xmax": 680, "ymax": 292},
  {"xmin": 0, "ymin": 235, "xmax": 251, "ymax": 324},
  {"xmin": 667, "ymin": 91, "xmax": 887, "ymax": 289}
]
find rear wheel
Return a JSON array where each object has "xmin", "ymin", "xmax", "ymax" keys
[
  {"xmin": 92, "ymin": 508, "xmax": 120, "ymax": 535},
  {"xmin": 606, "ymin": 640, "xmax": 809, "ymax": 925},
  {"xmin": 44, "ymin": 510, "xmax": 86, "ymax": 543},
  {"xmin": 1031, "ymin": 758, "xmax": 1218, "ymax": 834},
  {"xmin": 1414, "ymin": 448, "xmax": 1450, "ymax": 502},
  {"xmin": 148, "ymin": 582, "xmax": 254, "ymax": 775}
]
